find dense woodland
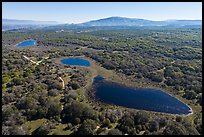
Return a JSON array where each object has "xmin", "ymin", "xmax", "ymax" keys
[{"xmin": 2, "ymin": 27, "xmax": 202, "ymax": 135}]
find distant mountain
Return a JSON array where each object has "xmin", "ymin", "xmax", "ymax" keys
[
  {"xmin": 80, "ymin": 17, "xmax": 156, "ymax": 26},
  {"xmin": 79, "ymin": 17, "xmax": 202, "ymax": 27},
  {"xmin": 2, "ymin": 17, "xmax": 201, "ymax": 31},
  {"xmin": 2, "ymin": 19, "xmax": 59, "ymax": 25},
  {"xmin": 2, "ymin": 19, "xmax": 60, "ymax": 31}
]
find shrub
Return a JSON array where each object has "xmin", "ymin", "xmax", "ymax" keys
[{"xmin": 108, "ymin": 128, "xmax": 122, "ymax": 135}]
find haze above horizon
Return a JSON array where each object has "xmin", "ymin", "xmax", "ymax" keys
[{"xmin": 2, "ymin": 2, "xmax": 202, "ymax": 23}]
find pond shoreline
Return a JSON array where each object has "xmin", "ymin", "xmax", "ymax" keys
[
  {"xmin": 92, "ymin": 77, "xmax": 193, "ymax": 116},
  {"xmin": 15, "ymin": 39, "xmax": 37, "ymax": 48},
  {"xmin": 53, "ymin": 56, "xmax": 194, "ymax": 116}
]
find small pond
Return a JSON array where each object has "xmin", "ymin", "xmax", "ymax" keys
[
  {"xmin": 60, "ymin": 57, "xmax": 91, "ymax": 67},
  {"xmin": 93, "ymin": 76, "xmax": 192, "ymax": 115},
  {"xmin": 17, "ymin": 39, "xmax": 37, "ymax": 47}
]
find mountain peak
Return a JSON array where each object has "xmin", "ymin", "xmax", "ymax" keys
[
  {"xmin": 81, "ymin": 17, "xmax": 201, "ymax": 27},
  {"xmin": 82, "ymin": 16, "xmax": 154, "ymax": 26}
]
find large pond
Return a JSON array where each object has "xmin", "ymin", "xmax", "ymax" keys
[
  {"xmin": 93, "ymin": 76, "xmax": 192, "ymax": 115},
  {"xmin": 17, "ymin": 39, "xmax": 37, "ymax": 47},
  {"xmin": 61, "ymin": 57, "xmax": 91, "ymax": 66}
]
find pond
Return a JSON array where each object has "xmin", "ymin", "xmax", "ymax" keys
[
  {"xmin": 60, "ymin": 57, "xmax": 91, "ymax": 67},
  {"xmin": 16, "ymin": 39, "xmax": 37, "ymax": 47},
  {"xmin": 93, "ymin": 76, "xmax": 192, "ymax": 115}
]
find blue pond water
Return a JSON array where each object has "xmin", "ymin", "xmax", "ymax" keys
[
  {"xmin": 93, "ymin": 76, "xmax": 192, "ymax": 115},
  {"xmin": 61, "ymin": 58, "xmax": 91, "ymax": 66},
  {"xmin": 17, "ymin": 39, "xmax": 36, "ymax": 47}
]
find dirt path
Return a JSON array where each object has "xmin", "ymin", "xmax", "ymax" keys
[
  {"xmin": 23, "ymin": 55, "xmax": 49, "ymax": 65},
  {"xmin": 59, "ymin": 77, "xmax": 65, "ymax": 89}
]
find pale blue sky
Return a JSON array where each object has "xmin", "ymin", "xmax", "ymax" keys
[{"xmin": 2, "ymin": 2, "xmax": 202, "ymax": 23}]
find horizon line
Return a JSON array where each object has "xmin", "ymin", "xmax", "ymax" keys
[{"xmin": 2, "ymin": 16, "xmax": 202, "ymax": 24}]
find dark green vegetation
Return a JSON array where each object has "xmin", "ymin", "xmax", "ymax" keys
[{"xmin": 2, "ymin": 27, "xmax": 202, "ymax": 135}]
